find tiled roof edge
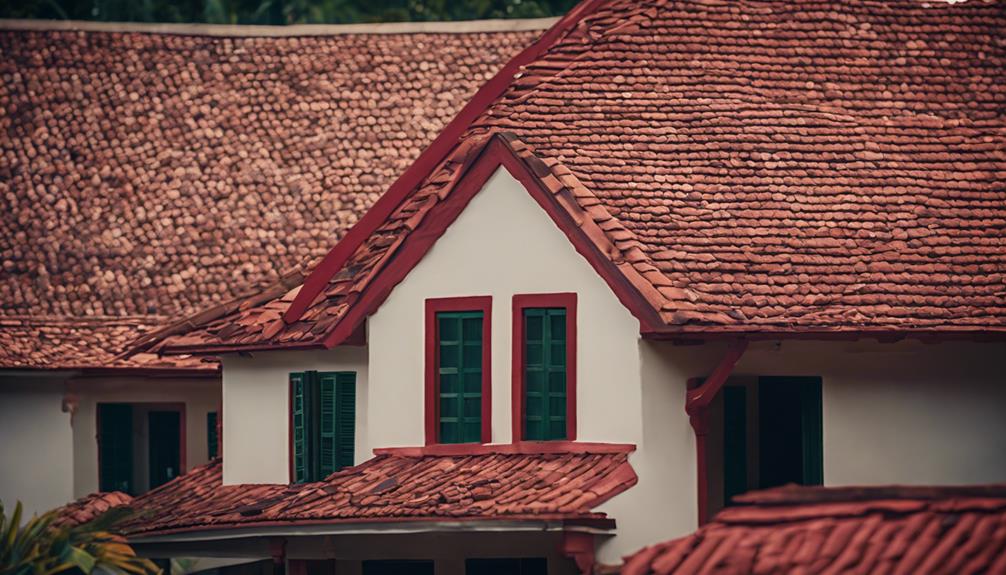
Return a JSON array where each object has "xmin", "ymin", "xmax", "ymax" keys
[{"xmin": 0, "ymin": 17, "xmax": 558, "ymax": 37}]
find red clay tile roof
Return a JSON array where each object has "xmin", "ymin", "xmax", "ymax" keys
[
  {"xmin": 51, "ymin": 490, "xmax": 133, "ymax": 528},
  {"xmin": 123, "ymin": 445, "xmax": 636, "ymax": 537},
  {"xmin": 0, "ymin": 316, "xmax": 218, "ymax": 370},
  {"xmin": 619, "ymin": 483, "xmax": 1006, "ymax": 575},
  {"xmin": 153, "ymin": 0, "xmax": 1006, "ymax": 353},
  {"xmin": 0, "ymin": 23, "xmax": 540, "ymax": 368}
]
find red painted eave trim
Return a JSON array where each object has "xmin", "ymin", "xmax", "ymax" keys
[
  {"xmin": 643, "ymin": 327, "xmax": 1006, "ymax": 343},
  {"xmin": 373, "ymin": 441, "xmax": 635, "ymax": 457},
  {"xmin": 281, "ymin": 0, "xmax": 612, "ymax": 325}
]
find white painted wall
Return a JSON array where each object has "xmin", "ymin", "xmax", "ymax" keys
[
  {"xmin": 221, "ymin": 347, "xmax": 368, "ymax": 485},
  {"xmin": 70, "ymin": 376, "xmax": 221, "ymax": 498},
  {"xmin": 0, "ymin": 377, "xmax": 74, "ymax": 516}
]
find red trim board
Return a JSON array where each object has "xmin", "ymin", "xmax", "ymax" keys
[
  {"xmin": 511, "ymin": 292, "xmax": 578, "ymax": 442},
  {"xmin": 424, "ymin": 296, "xmax": 493, "ymax": 445},
  {"xmin": 283, "ymin": 0, "xmax": 612, "ymax": 325}
]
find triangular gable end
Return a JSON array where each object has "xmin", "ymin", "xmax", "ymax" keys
[{"xmin": 317, "ymin": 133, "xmax": 667, "ymax": 350}]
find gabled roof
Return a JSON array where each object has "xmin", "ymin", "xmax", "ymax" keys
[
  {"xmin": 0, "ymin": 21, "xmax": 542, "ymax": 369},
  {"xmin": 121, "ymin": 444, "xmax": 636, "ymax": 538},
  {"xmin": 150, "ymin": 0, "xmax": 1006, "ymax": 355},
  {"xmin": 619, "ymin": 483, "xmax": 1006, "ymax": 575}
]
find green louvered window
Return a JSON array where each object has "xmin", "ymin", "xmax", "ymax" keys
[
  {"xmin": 98, "ymin": 403, "xmax": 134, "ymax": 494},
  {"xmin": 437, "ymin": 311, "xmax": 484, "ymax": 444},
  {"xmin": 291, "ymin": 371, "xmax": 355, "ymax": 483},
  {"xmin": 523, "ymin": 308, "xmax": 568, "ymax": 441}
]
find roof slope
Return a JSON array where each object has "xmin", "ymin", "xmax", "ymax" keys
[
  {"xmin": 619, "ymin": 483, "xmax": 1006, "ymax": 575},
  {"xmin": 122, "ymin": 445, "xmax": 636, "ymax": 537},
  {"xmin": 152, "ymin": 0, "xmax": 1006, "ymax": 354},
  {"xmin": 0, "ymin": 24, "xmax": 539, "ymax": 368}
]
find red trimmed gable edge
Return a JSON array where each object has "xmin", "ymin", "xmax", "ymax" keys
[
  {"xmin": 281, "ymin": 0, "xmax": 611, "ymax": 326},
  {"xmin": 312, "ymin": 134, "xmax": 666, "ymax": 351}
]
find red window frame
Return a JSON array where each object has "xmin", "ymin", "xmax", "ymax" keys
[
  {"xmin": 511, "ymin": 293, "xmax": 577, "ymax": 442},
  {"xmin": 425, "ymin": 296, "xmax": 493, "ymax": 445}
]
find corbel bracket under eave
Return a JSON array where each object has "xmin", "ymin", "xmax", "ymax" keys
[{"xmin": 685, "ymin": 339, "xmax": 749, "ymax": 428}]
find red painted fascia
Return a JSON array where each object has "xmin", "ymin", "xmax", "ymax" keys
[
  {"xmin": 373, "ymin": 441, "xmax": 635, "ymax": 457},
  {"xmin": 424, "ymin": 296, "xmax": 494, "ymax": 445},
  {"xmin": 642, "ymin": 327, "xmax": 1006, "ymax": 343},
  {"xmin": 281, "ymin": 0, "xmax": 612, "ymax": 326},
  {"xmin": 511, "ymin": 293, "xmax": 578, "ymax": 442}
]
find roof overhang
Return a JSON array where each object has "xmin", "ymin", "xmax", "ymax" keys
[{"xmin": 128, "ymin": 517, "xmax": 615, "ymax": 545}]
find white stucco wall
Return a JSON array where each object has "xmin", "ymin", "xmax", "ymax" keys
[
  {"xmin": 0, "ymin": 377, "xmax": 75, "ymax": 515},
  {"xmin": 70, "ymin": 376, "xmax": 221, "ymax": 498},
  {"xmin": 221, "ymin": 347, "xmax": 368, "ymax": 485},
  {"xmin": 642, "ymin": 339, "xmax": 1006, "ymax": 538}
]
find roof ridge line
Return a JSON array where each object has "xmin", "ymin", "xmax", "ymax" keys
[
  {"xmin": 280, "ymin": 0, "xmax": 614, "ymax": 325},
  {"xmin": 0, "ymin": 17, "xmax": 558, "ymax": 37}
]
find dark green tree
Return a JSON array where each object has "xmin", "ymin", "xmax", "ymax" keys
[{"xmin": 0, "ymin": 0, "xmax": 578, "ymax": 24}]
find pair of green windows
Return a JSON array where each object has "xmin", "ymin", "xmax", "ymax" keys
[
  {"xmin": 434, "ymin": 307, "xmax": 569, "ymax": 444},
  {"xmin": 290, "ymin": 371, "xmax": 356, "ymax": 483}
]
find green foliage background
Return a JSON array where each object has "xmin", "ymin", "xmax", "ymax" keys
[{"xmin": 0, "ymin": 0, "xmax": 577, "ymax": 24}]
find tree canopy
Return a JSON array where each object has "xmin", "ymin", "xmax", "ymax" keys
[{"xmin": 0, "ymin": 0, "xmax": 577, "ymax": 24}]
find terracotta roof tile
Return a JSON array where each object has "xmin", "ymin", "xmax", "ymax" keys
[
  {"xmin": 154, "ymin": 0, "xmax": 1006, "ymax": 353},
  {"xmin": 52, "ymin": 490, "xmax": 133, "ymax": 528},
  {"xmin": 618, "ymin": 483, "xmax": 1006, "ymax": 575},
  {"xmin": 0, "ymin": 25, "xmax": 539, "ymax": 367},
  {"xmin": 0, "ymin": 316, "xmax": 216, "ymax": 369},
  {"xmin": 122, "ymin": 446, "xmax": 636, "ymax": 536}
]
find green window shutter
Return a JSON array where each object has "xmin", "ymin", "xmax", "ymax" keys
[
  {"xmin": 293, "ymin": 371, "xmax": 356, "ymax": 483},
  {"xmin": 98, "ymin": 403, "xmax": 134, "ymax": 494},
  {"xmin": 207, "ymin": 412, "xmax": 218, "ymax": 459},
  {"xmin": 335, "ymin": 372, "xmax": 356, "ymax": 470},
  {"xmin": 291, "ymin": 372, "xmax": 308, "ymax": 483},
  {"xmin": 437, "ymin": 311, "xmax": 483, "ymax": 444},
  {"xmin": 523, "ymin": 308, "xmax": 567, "ymax": 441}
]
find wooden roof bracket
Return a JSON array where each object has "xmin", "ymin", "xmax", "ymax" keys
[{"xmin": 685, "ymin": 339, "xmax": 749, "ymax": 525}]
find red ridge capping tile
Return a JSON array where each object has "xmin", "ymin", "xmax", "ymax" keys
[
  {"xmin": 121, "ymin": 446, "xmax": 637, "ymax": 538},
  {"xmin": 618, "ymin": 483, "xmax": 1006, "ymax": 575}
]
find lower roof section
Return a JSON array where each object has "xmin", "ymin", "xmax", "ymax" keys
[
  {"xmin": 120, "ymin": 444, "xmax": 637, "ymax": 539},
  {"xmin": 620, "ymin": 483, "xmax": 1006, "ymax": 575}
]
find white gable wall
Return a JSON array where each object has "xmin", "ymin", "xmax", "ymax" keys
[{"xmin": 367, "ymin": 168, "xmax": 645, "ymax": 449}]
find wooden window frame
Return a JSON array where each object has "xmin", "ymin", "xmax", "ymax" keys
[
  {"xmin": 512, "ymin": 293, "xmax": 577, "ymax": 442},
  {"xmin": 425, "ymin": 296, "xmax": 493, "ymax": 445}
]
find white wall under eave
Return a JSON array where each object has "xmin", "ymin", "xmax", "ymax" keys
[
  {"xmin": 221, "ymin": 347, "xmax": 369, "ymax": 485},
  {"xmin": 0, "ymin": 377, "xmax": 74, "ymax": 516}
]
